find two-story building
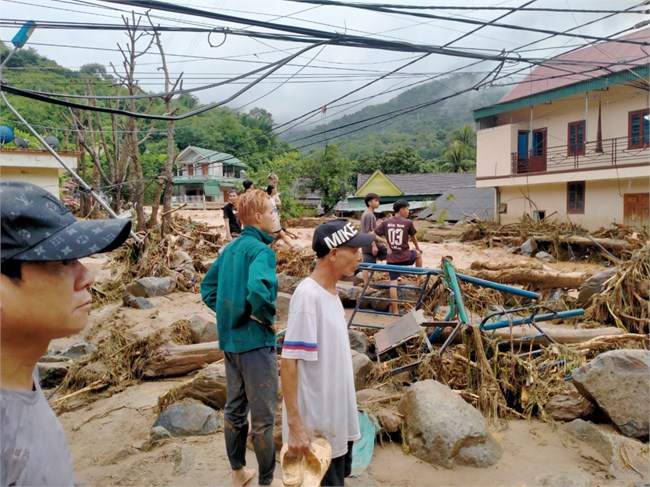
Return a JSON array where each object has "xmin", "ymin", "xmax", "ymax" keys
[
  {"xmin": 473, "ymin": 28, "xmax": 649, "ymax": 230},
  {"xmin": 171, "ymin": 146, "xmax": 247, "ymax": 209}
]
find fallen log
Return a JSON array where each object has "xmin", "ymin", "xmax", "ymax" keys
[
  {"xmin": 471, "ymin": 260, "xmax": 543, "ymax": 271},
  {"xmin": 490, "ymin": 324, "xmax": 622, "ymax": 344},
  {"xmin": 470, "ymin": 268, "xmax": 589, "ymax": 289},
  {"xmin": 532, "ymin": 235, "xmax": 633, "ymax": 251},
  {"xmin": 141, "ymin": 341, "xmax": 223, "ymax": 378}
]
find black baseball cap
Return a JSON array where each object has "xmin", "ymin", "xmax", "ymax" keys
[
  {"xmin": 1, "ymin": 181, "xmax": 132, "ymax": 262},
  {"xmin": 312, "ymin": 219, "xmax": 375, "ymax": 258}
]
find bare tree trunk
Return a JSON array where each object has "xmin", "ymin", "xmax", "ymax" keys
[{"xmin": 146, "ymin": 20, "xmax": 182, "ymax": 235}]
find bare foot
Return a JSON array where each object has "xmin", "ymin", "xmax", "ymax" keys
[
  {"xmin": 232, "ymin": 467, "xmax": 256, "ymax": 487},
  {"xmin": 260, "ymin": 479, "xmax": 283, "ymax": 487}
]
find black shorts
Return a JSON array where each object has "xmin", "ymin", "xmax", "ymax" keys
[
  {"xmin": 361, "ymin": 243, "xmax": 388, "ymax": 264},
  {"xmin": 388, "ymin": 250, "xmax": 418, "ymax": 280}
]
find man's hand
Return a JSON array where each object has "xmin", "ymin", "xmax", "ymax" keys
[
  {"xmin": 251, "ymin": 314, "xmax": 276, "ymax": 334},
  {"xmin": 287, "ymin": 421, "xmax": 311, "ymax": 459},
  {"xmin": 371, "ymin": 243, "xmax": 378, "ymax": 256}
]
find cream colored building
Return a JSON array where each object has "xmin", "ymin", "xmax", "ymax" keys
[
  {"xmin": 473, "ymin": 28, "xmax": 649, "ymax": 231},
  {"xmin": 0, "ymin": 148, "xmax": 78, "ymax": 198}
]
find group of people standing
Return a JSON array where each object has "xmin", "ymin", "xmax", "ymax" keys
[
  {"xmin": 1, "ymin": 178, "xmax": 421, "ymax": 487},
  {"xmin": 361, "ymin": 192, "xmax": 423, "ymax": 314},
  {"xmin": 202, "ymin": 186, "xmax": 374, "ymax": 486},
  {"xmin": 223, "ymin": 173, "xmax": 297, "ymax": 248}
]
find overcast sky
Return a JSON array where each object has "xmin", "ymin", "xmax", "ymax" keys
[{"xmin": 1, "ymin": 1, "xmax": 646, "ymax": 124}]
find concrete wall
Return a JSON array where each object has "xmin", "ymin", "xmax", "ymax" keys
[
  {"xmin": 498, "ymin": 176, "xmax": 650, "ymax": 230},
  {"xmin": 0, "ymin": 150, "xmax": 78, "ymax": 198},
  {"xmin": 476, "ymin": 85, "xmax": 649, "ymax": 183}
]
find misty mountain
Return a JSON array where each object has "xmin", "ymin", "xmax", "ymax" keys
[{"xmin": 283, "ymin": 72, "xmax": 508, "ymax": 160}]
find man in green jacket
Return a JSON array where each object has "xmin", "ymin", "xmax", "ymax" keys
[{"xmin": 201, "ymin": 189, "xmax": 282, "ymax": 487}]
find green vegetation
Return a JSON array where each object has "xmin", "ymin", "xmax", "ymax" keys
[{"xmin": 1, "ymin": 41, "xmax": 506, "ymax": 217}]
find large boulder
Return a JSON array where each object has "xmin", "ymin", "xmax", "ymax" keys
[
  {"xmin": 153, "ymin": 398, "xmax": 220, "ymax": 437},
  {"xmin": 277, "ymin": 274, "xmax": 301, "ymax": 294},
  {"xmin": 337, "ymin": 283, "xmax": 361, "ymax": 306},
  {"xmin": 564, "ymin": 419, "xmax": 649, "ymax": 475},
  {"xmin": 398, "ymin": 380, "xmax": 502, "ymax": 469},
  {"xmin": 188, "ymin": 315, "xmax": 218, "ymax": 344},
  {"xmin": 348, "ymin": 329, "xmax": 370, "ymax": 356},
  {"xmin": 127, "ymin": 277, "xmax": 176, "ymax": 298},
  {"xmin": 546, "ymin": 385, "xmax": 594, "ymax": 421},
  {"xmin": 351, "ymin": 350, "xmax": 375, "ymax": 391},
  {"xmin": 37, "ymin": 362, "xmax": 70, "ymax": 389},
  {"xmin": 571, "ymin": 349, "xmax": 650, "ymax": 439}
]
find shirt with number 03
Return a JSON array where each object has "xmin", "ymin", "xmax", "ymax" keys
[{"xmin": 375, "ymin": 215, "xmax": 416, "ymax": 263}]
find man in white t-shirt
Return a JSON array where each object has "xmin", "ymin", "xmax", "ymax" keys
[{"xmin": 281, "ymin": 219, "xmax": 374, "ymax": 486}]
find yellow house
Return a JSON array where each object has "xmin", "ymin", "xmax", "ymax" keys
[
  {"xmin": 473, "ymin": 28, "xmax": 649, "ymax": 230},
  {"xmin": 340, "ymin": 170, "xmax": 478, "ymax": 213},
  {"xmin": 0, "ymin": 148, "xmax": 78, "ymax": 198}
]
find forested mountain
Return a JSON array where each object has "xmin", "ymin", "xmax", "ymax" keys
[{"xmin": 285, "ymin": 72, "xmax": 508, "ymax": 160}]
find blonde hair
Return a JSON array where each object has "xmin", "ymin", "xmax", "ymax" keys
[
  {"xmin": 267, "ymin": 172, "xmax": 278, "ymax": 182},
  {"xmin": 236, "ymin": 189, "xmax": 271, "ymax": 225}
]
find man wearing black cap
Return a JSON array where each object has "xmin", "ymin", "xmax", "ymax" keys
[
  {"xmin": 281, "ymin": 219, "xmax": 375, "ymax": 486},
  {"xmin": 0, "ymin": 181, "xmax": 131, "ymax": 486}
]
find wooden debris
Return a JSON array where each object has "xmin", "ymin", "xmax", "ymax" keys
[{"xmin": 141, "ymin": 342, "xmax": 223, "ymax": 378}]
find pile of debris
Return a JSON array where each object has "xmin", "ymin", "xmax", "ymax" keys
[{"xmin": 460, "ymin": 219, "xmax": 646, "ymax": 262}]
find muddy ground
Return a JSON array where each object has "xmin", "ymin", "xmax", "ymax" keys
[{"xmin": 50, "ymin": 211, "xmax": 648, "ymax": 486}]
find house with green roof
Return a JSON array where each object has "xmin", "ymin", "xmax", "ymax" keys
[
  {"xmin": 473, "ymin": 28, "xmax": 649, "ymax": 230},
  {"xmin": 172, "ymin": 146, "xmax": 247, "ymax": 209}
]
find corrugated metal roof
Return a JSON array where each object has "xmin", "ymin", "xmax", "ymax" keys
[
  {"xmin": 474, "ymin": 65, "xmax": 649, "ymax": 119},
  {"xmin": 417, "ymin": 187, "xmax": 496, "ymax": 223},
  {"xmin": 177, "ymin": 146, "xmax": 247, "ymax": 168},
  {"xmin": 474, "ymin": 28, "xmax": 649, "ymax": 119},
  {"xmin": 357, "ymin": 172, "xmax": 476, "ymax": 195},
  {"xmin": 500, "ymin": 28, "xmax": 649, "ymax": 103}
]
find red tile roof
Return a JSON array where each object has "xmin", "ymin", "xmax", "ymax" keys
[{"xmin": 500, "ymin": 28, "xmax": 649, "ymax": 103}]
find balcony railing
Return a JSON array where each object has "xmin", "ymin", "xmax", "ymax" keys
[{"xmin": 511, "ymin": 136, "xmax": 648, "ymax": 175}]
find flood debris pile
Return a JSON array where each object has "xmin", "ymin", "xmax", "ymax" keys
[
  {"xmin": 274, "ymin": 246, "xmax": 315, "ymax": 277},
  {"xmin": 92, "ymin": 214, "xmax": 220, "ymax": 306},
  {"xmin": 587, "ymin": 242, "xmax": 650, "ymax": 334},
  {"xmin": 461, "ymin": 219, "xmax": 647, "ymax": 262},
  {"xmin": 53, "ymin": 318, "xmax": 198, "ymax": 411}
]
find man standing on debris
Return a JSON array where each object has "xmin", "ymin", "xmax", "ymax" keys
[
  {"xmin": 281, "ymin": 219, "xmax": 375, "ymax": 486},
  {"xmin": 360, "ymin": 192, "xmax": 388, "ymax": 285},
  {"xmin": 201, "ymin": 189, "xmax": 282, "ymax": 487},
  {"xmin": 0, "ymin": 181, "xmax": 132, "ymax": 486},
  {"xmin": 374, "ymin": 199, "xmax": 422, "ymax": 314},
  {"xmin": 223, "ymin": 188, "xmax": 242, "ymax": 241}
]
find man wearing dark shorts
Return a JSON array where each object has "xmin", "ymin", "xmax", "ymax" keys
[
  {"xmin": 375, "ymin": 200, "xmax": 422, "ymax": 314},
  {"xmin": 360, "ymin": 193, "xmax": 388, "ymax": 285}
]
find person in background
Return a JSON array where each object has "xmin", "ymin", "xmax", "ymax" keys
[
  {"xmin": 360, "ymin": 192, "xmax": 388, "ymax": 286},
  {"xmin": 267, "ymin": 173, "xmax": 282, "ymax": 209},
  {"xmin": 374, "ymin": 199, "xmax": 422, "ymax": 315},
  {"xmin": 223, "ymin": 188, "xmax": 242, "ymax": 241},
  {"xmin": 267, "ymin": 173, "xmax": 299, "ymax": 241},
  {"xmin": 281, "ymin": 219, "xmax": 374, "ymax": 486},
  {"xmin": 1, "ymin": 181, "xmax": 132, "ymax": 486},
  {"xmin": 201, "ymin": 189, "xmax": 282, "ymax": 487},
  {"xmin": 243, "ymin": 179, "xmax": 255, "ymax": 193},
  {"xmin": 265, "ymin": 184, "xmax": 296, "ymax": 248}
]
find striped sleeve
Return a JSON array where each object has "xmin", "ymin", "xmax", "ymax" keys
[{"xmin": 282, "ymin": 309, "xmax": 318, "ymax": 362}]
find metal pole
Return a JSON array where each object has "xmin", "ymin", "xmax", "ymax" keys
[
  {"xmin": 358, "ymin": 263, "xmax": 540, "ymax": 299},
  {"xmin": 0, "ymin": 91, "xmax": 143, "ymax": 243},
  {"xmin": 480, "ymin": 309, "xmax": 585, "ymax": 331}
]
